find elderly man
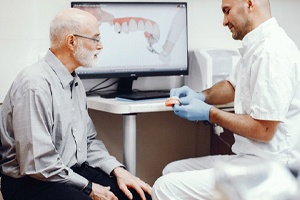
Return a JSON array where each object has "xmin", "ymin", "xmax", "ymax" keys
[{"xmin": 0, "ymin": 8, "xmax": 151, "ymax": 200}]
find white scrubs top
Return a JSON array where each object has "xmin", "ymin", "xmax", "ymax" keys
[{"xmin": 228, "ymin": 18, "xmax": 300, "ymax": 166}]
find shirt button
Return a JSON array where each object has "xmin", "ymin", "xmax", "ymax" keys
[
  {"xmin": 72, "ymin": 108, "xmax": 75, "ymax": 111},
  {"xmin": 78, "ymin": 148, "xmax": 81, "ymax": 151},
  {"xmin": 74, "ymin": 128, "xmax": 77, "ymax": 132}
]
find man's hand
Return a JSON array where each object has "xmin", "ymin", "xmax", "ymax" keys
[
  {"xmin": 112, "ymin": 167, "xmax": 152, "ymax": 200},
  {"xmin": 170, "ymin": 86, "xmax": 205, "ymax": 102},
  {"xmin": 173, "ymin": 97, "xmax": 212, "ymax": 121},
  {"xmin": 90, "ymin": 183, "xmax": 117, "ymax": 200}
]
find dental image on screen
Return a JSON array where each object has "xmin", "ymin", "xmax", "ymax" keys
[{"xmin": 72, "ymin": 2, "xmax": 188, "ymax": 78}]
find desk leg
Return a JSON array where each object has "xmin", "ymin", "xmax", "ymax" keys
[{"xmin": 123, "ymin": 114, "xmax": 136, "ymax": 175}]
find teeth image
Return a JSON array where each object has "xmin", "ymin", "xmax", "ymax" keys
[
  {"xmin": 114, "ymin": 22, "xmax": 121, "ymax": 33},
  {"xmin": 121, "ymin": 22, "xmax": 129, "ymax": 33},
  {"xmin": 145, "ymin": 20, "xmax": 153, "ymax": 34},
  {"xmin": 129, "ymin": 19, "xmax": 138, "ymax": 32},
  {"xmin": 138, "ymin": 20, "xmax": 145, "ymax": 31},
  {"xmin": 152, "ymin": 23, "xmax": 160, "ymax": 40}
]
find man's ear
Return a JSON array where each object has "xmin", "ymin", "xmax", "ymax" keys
[{"xmin": 66, "ymin": 34, "xmax": 76, "ymax": 51}]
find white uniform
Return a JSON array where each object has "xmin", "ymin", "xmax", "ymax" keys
[{"xmin": 152, "ymin": 18, "xmax": 300, "ymax": 200}]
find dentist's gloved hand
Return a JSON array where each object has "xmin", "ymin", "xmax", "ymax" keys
[
  {"xmin": 173, "ymin": 97, "xmax": 212, "ymax": 121},
  {"xmin": 170, "ymin": 86, "xmax": 205, "ymax": 102}
]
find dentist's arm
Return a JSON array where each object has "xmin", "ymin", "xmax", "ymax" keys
[
  {"xmin": 170, "ymin": 80, "xmax": 234, "ymax": 105},
  {"xmin": 204, "ymin": 80, "xmax": 279, "ymax": 142},
  {"xmin": 172, "ymin": 80, "xmax": 278, "ymax": 143},
  {"xmin": 209, "ymin": 107, "xmax": 279, "ymax": 143},
  {"xmin": 202, "ymin": 80, "xmax": 235, "ymax": 105}
]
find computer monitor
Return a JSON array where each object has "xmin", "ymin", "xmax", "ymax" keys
[{"xmin": 71, "ymin": 2, "xmax": 188, "ymax": 97}]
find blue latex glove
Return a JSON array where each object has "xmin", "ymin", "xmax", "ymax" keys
[
  {"xmin": 173, "ymin": 97, "xmax": 212, "ymax": 121},
  {"xmin": 170, "ymin": 86, "xmax": 205, "ymax": 102}
]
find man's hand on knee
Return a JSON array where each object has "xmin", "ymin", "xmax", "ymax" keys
[
  {"xmin": 113, "ymin": 167, "xmax": 152, "ymax": 200},
  {"xmin": 90, "ymin": 183, "xmax": 118, "ymax": 200}
]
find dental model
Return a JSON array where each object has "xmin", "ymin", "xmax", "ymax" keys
[{"xmin": 165, "ymin": 96, "xmax": 180, "ymax": 107}]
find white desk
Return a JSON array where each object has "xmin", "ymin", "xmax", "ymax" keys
[{"xmin": 87, "ymin": 96, "xmax": 233, "ymax": 175}]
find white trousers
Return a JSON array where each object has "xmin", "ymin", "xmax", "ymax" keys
[{"xmin": 151, "ymin": 154, "xmax": 264, "ymax": 200}]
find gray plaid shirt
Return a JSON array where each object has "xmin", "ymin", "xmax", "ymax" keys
[{"xmin": 0, "ymin": 50, "xmax": 123, "ymax": 190}]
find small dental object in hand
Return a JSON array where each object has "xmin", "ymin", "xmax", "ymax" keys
[{"xmin": 165, "ymin": 96, "xmax": 180, "ymax": 107}]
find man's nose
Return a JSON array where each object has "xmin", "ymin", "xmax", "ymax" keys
[
  {"xmin": 223, "ymin": 15, "xmax": 228, "ymax": 27},
  {"xmin": 97, "ymin": 41, "xmax": 103, "ymax": 50}
]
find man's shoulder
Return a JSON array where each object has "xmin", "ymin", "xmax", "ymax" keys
[{"xmin": 12, "ymin": 60, "xmax": 53, "ymax": 93}]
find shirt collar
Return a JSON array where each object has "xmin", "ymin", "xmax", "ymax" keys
[
  {"xmin": 239, "ymin": 18, "xmax": 278, "ymax": 55},
  {"xmin": 44, "ymin": 49, "xmax": 75, "ymax": 88}
]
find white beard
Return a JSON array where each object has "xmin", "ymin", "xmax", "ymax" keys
[{"xmin": 74, "ymin": 40, "xmax": 99, "ymax": 68}]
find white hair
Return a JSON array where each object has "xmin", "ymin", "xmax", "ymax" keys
[{"xmin": 49, "ymin": 9, "xmax": 85, "ymax": 49}]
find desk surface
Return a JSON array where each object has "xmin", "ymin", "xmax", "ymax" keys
[{"xmin": 87, "ymin": 96, "xmax": 234, "ymax": 114}]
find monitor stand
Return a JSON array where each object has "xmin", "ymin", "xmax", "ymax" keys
[
  {"xmin": 100, "ymin": 77, "xmax": 170, "ymax": 100},
  {"xmin": 100, "ymin": 77, "xmax": 137, "ymax": 98}
]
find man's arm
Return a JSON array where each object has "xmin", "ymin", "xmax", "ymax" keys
[
  {"xmin": 209, "ymin": 107, "xmax": 279, "ymax": 143},
  {"xmin": 173, "ymin": 80, "xmax": 279, "ymax": 143},
  {"xmin": 85, "ymin": 114, "xmax": 124, "ymax": 174},
  {"xmin": 202, "ymin": 80, "xmax": 235, "ymax": 105},
  {"xmin": 12, "ymin": 84, "xmax": 87, "ymax": 190},
  {"xmin": 203, "ymin": 80, "xmax": 279, "ymax": 142}
]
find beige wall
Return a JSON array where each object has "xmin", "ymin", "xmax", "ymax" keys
[{"xmin": 89, "ymin": 109, "xmax": 212, "ymax": 186}]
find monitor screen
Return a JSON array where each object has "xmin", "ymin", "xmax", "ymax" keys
[{"xmin": 71, "ymin": 2, "xmax": 188, "ymax": 80}]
